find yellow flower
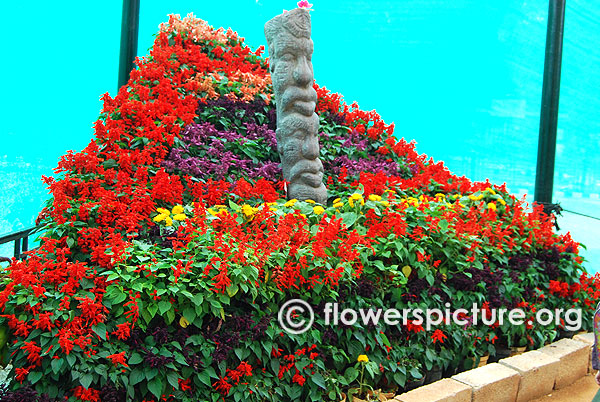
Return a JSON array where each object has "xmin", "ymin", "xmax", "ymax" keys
[
  {"xmin": 165, "ymin": 217, "xmax": 173, "ymax": 227},
  {"xmin": 333, "ymin": 198, "xmax": 341, "ymax": 204},
  {"xmin": 156, "ymin": 208, "xmax": 170, "ymax": 215},
  {"xmin": 350, "ymin": 193, "xmax": 363, "ymax": 200},
  {"xmin": 368, "ymin": 194, "xmax": 382, "ymax": 202},
  {"xmin": 486, "ymin": 187, "xmax": 497, "ymax": 195},
  {"xmin": 380, "ymin": 201, "xmax": 390, "ymax": 207},
  {"xmin": 348, "ymin": 198, "xmax": 354, "ymax": 208},
  {"xmin": 313, "ymin": 206, "xmax": 325, "ymax": 215},
  {"xmin": 333, "ymin": 202, "xmax": 344, "ymax": 209},
  {"xmin": 435, "ymin": 193, "xmax": 446, "ymax": 199},
  {"xmin": 241, "ymin": 204, "xmax": 257, "ymax": 219},
  {"xmin": 173, "ymin": 213, "xmax": 187, "ymax": 221},
  {"xmin": 153, "ymin": 213, "xmax": 168, "ymax": 223},
  {"xmin": 305, "ymin": 199, "xmax": 316, "ymax": 204},
  {"xmin": 172, "ymin": 205, "xmax": 184, "ymax": 215},
  {"xmin": 208, "ymin": 208, "xmax": 218, "ymax": 216},
  {"xmin": 498, "ymin": 198, "xmax": 506, "ymax": 206},
  {"xmin": 357, "ymin": 355, "xmax": 369, "ymax": 363},
  {"xmin": 284, "ymin": 199, "xmax": 297, "ymax": 207},
  {"xmin": 487, "ymin": 202, "xmax": 497, "ymax": 211}
]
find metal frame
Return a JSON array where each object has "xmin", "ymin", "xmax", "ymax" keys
[
  {"xmin": 0, "ymin": 226, "xmax": 37, "ymax": 263},
  {"xmin": 534, "ymin": 0, "xmax": 566, "ymax": 211},
  {"xmin": 118, "ymin": 0, "xmax": 141, "ymax": 90}
]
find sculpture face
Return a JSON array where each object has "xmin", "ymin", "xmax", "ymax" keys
[{"xmin": 265, "ymin": 9, "xmax": 327, "ymax": 204}]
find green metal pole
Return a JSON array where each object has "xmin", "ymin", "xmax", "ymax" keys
[
  {"xmin": 118, "ymin": 0, "xmax": 140, "ymax": 90},
  {"xmin": 534, "ymin": 0, "xmax": 566, "ymax": 209}
]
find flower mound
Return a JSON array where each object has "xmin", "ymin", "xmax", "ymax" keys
[{"xmin": 0, "ymin": 13, "xmax": 594, "ymax": 402}]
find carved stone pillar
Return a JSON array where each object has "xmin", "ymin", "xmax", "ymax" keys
[{"xmin": 264, "ymin": 8, "xmax": 328, "ymax": 204}]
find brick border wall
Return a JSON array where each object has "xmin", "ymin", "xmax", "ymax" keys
[{"xmin": 393, "ymin": 333, "xmax": 594, "ymax": 402}]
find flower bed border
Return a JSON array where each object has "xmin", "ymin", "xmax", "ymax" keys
[{"xmin": 393, "ymin": 332, "xmax": 594, "ymax": 402}]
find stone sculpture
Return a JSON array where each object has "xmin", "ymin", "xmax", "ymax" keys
[{"xmin": 264, "ymin": 8, "xmax": 328, "ymax": 204}]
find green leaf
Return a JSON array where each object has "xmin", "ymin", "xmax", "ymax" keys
[
  {"xmin": 165, "ymin": 308, "xmax": 175, "ymax": 324},
  {"xmin": 148, "ymin": 377, "xmax": 163, "ymax": 398},
  {"xmin": 183, "ymin": 307, "xmax": 196, "ymax": 324},
  {"xmin": 166, "ymin": 370, "xmax": 179, "ymax": 389},
  {"xmin": 147, "ymin": 303, "xmax": 159, "ymax": 319},
  {"xmin": 51, "ymin": 358, "xmax": 64, "ymax": 374},
  {"xmin": 130, "ymin": 369, "xmax": 145, "ymax": 386},
  {"xmin": 340, "ymin": 212, "xmax": 358, "ymax": 227},
  {"xmin": 29, "ymin": 371, "xmax": 43, "ymax": 384},
  {"xmin": 129, "ymin": 353, "xmax": 143, "ymax": 365},
  {"xmin": 191, "ymin": 293, "xmax": 204, "ymax": 306},
  {"xmin": 92, "ymin": 322, "xmax": 107, "ymax": 340},
  {"xmin": 410, "ymin": 367, "xmax": 423, "ymax": 379},
  {"xmin": 344, "ymin": 367, "xmax": 359, "ymax": 384},
  {"xmin": 312, "ymin": 372, "xmax": 326, "ymax": 389},
  {"xmin": 270, "ymin": 359, "xmax": 280, "ymax": 375},
  {"xmin": 80, "ymin": 373, "xmax": 93, "ymax": 389},
  {"xmin": 393, "ymin": 371, "xmax": 406, "ymax": 387},
  {"xmin": 198, "ymin": 370, "xmax": 211, "ymax": 386},
  {"xmin": 158, "ymin": 300, "xmax": 172, "ymax": 315}
]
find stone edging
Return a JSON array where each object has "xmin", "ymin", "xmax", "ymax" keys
[{"xmin": 393, "ymin": 333, "xmax": 594, "ymax": 402}]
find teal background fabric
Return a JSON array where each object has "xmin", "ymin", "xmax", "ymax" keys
[{"xmin": 1, "ymin": 1, "xmax": 598, "ymax": 271}]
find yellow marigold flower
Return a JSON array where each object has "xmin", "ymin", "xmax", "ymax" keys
[
  {"xmin": 435, "ymin": 193, "xmax": 446, "ymax": 198},
  {"xmin": 357, "ymin": 355, "xmax": 369, "ymax": 363},
  {"xmin": 368, "ymin": 194, "xmax": 382, "ymax": 202},
  {"xmin": 350, "ymin": 193, "xmax": 363, "ymax": 200},
  {"xmin": 214, "ymin": 204, "xmax": 227, "ymax": 209},
  {"xmin": 408, "ymin": 197, "xmax": 419, "ymax": 206},
  {"xmin": 487, "ymin": 202, "xmax": 497, "ymax": 211},
  {"xmin": 348, "ymin": 198, "xmax": 354, "ymax": 208},
  {"xmin": 333, "ymin": 202, "xmax": 344, "ymax": 209},
  {"xmin": 380, "ymin": 201, "xmax": 390, "ymax": 207},
  {"xmin": 313, "ymin": 206, "xmax": 325, "ymax": 215},
  {"xmin": 173, "ymin": 213, "xmax": 187, "ymax": 221},
  {"xmin": 165, "ymin": 217, "xmax": 173, "ymax": 227},
  {"xmin": 172, "ymin": 205, "xmax": 184, "ymax": 215},
  {"xmin": 153, "ymin": 213, "xmax": 168, "ymax": 223},
  {"xmin": 498, "ymin": 198, "xmax": 506, "ymax": 206},
  {"xmin": 156, "ymin": 208, "xmax": 170, "ymax": 215},
  {"xmin": 284, "ymin": 199, "xmax": 297, "ymax": 207},
  {"xmin": 241, "ymin": 204, "xmax": 256, "ymax": 219},
  {"xmin": 333, "ymin": 198, "xmax": 341, "ymax": 204},
  {"xmin": 208, "ymin": 208, "xmax": 218, "ymax": 216},
  {"xmin": 305, "ymin": 199, "xmax": 316, "ymax": 204},
  {"xmin": 486, "ymin": 187, "xmax": 497, "ymax": 195}
]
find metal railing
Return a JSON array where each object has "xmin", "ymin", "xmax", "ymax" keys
[{"xmin": 0, "ymin": 226, "xmax": 37, "ymax": 263}]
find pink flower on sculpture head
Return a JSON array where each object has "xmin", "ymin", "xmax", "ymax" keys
[{"xmin": 297, "ymin": 0, "xmax": 313, "ymax": 9}]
